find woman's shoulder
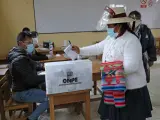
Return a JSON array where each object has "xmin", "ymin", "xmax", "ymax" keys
[
  {"xmin": 120, "ymin": 31, "xmax": 142, "ymax": 51},
  {"xmin": 126, "ymin": 31, "xmax": 138, "ymax": 38},
  {"xmin": 124, "ymin": 31, "xmax": 140, "ymax": 43}
]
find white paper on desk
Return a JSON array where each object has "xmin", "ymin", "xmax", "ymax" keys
[
  {"xmin": 64, "ymin": 45, "xmax": 78, "ymax": 60},
  {"xmin": 0, "ymin": 64, "xmax": 8, "ymax": 69},
  {"xmin": 0, "ymin": 68, "xmax": 8, "ymax": 75}
]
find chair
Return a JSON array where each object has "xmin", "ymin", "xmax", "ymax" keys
[{"xmin": 0, "ymin": 76, "xmax": 33, "ymax": 120}]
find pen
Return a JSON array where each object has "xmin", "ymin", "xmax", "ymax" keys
[{"xmin": 68, "ymin": 40, "xmax": 71, "ymax": 45}]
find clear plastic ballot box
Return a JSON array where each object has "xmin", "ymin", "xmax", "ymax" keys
[{"xmin": 44, "ymin": 60, "xmax": 93, "ymax": 95}]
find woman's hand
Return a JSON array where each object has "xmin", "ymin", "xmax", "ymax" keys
[{"xmin": 72, "ymin": 45, "xmax": 80, "ymax": 54}]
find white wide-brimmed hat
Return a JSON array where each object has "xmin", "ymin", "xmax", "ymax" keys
[{"xmin": 97, "ymin": 6, "xmax": 134, "ymax": 30}]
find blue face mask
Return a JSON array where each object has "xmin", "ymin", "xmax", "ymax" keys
[
  {"xmin": 107, "ymin": 28, "xmax": 118, "ymax": 38},
  {"xmin": 26, "ymin": 44, "xmax": 34, "ymax": 54}
]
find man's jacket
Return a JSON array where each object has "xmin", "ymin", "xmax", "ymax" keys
[
  {"xmin": 135, "ymin": 24, "xmax": 157, "ymax": 83},
  {"xmin": 8, "ymin": 47, "xmax": 45, "ymax": 92}
]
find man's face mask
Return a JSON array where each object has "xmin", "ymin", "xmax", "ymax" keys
[
  {"xmin": 26, "ymin": 44, "xmax": 34, "ymax": 54},
  {"xmin": 22, "ymin": 38, "xmax": 34, "ymax": 54}
]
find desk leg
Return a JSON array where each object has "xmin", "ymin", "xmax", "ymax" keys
[
  {"xmin": 94, "ymin": 81, "xmax": 97, "ymax": 95},
  {"xmin": 85, "ymin": 91, "xmax": 90, "ymax": 120},
  {"xmin": 49, "ymin": 96, "xmax": 55, "ymax": 120}
]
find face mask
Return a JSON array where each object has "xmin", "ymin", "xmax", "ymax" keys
[
  {"xmin": 26, "ymin": 44, "xmax": 34, "ymax": 54},
  {"xmin": 32, "ymin": 38, "xmax": 38, "ymax": 45},
  {"xmin": 107, "ymin": 28, "xmax": 118, "ymax": 38}
]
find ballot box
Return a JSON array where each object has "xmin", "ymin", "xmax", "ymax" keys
[{"xmin": 44, "ymin": 60, "xmax": 92, "ymax": 95}]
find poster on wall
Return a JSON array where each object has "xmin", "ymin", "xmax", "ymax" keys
[
  {"xmin": 148, "ymin": 0, "xmax": 153, "ymax": 7},
  {"xmin": 140, "ymin": 0, "xmax": 148, "ymax": 8},
  {"xmin": 140, "ymin": 0, "xmax": 154, "ymax": 8}
]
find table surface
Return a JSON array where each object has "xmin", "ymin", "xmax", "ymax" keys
[
  {"xmin": 36, "ymin": 48, "xmax": 49, "ymax": 53},
  {"xmin": 36, "ymin": 47, "xmax": 64, "ymax": 54},
  {"xmin": 40, "ymin": 55, "xmax": 70, "ymax": 63},
  {"xmin": 53, "ymin": 47, "xmax": 64, "ymax": 52}
]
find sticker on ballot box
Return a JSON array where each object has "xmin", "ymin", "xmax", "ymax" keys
[{"xmin": 44, "ymin": 60, "xmax": 93, "ymax": 95}]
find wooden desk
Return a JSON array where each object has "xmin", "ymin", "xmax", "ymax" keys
[
  {"xmin": 40, "ymin": 56, "xmax": 101, "ymax": 76},
  {"xmin": 53, "ymin": 47, "xmax": 64, "ymax": 55},
  {"xmin": 35, "ymin": 47, "xmax": 64, "ymax": 55},
  {"xmin": 42, "ymin": 58, "xmax": 101, "ymax": 119},
  {"xmin": 35, "ymin": 48, "xmax": 49, "ymax": 55},
  {"xmin": 40, "ymin": 55, "xmax": 70, "ymax": 63},
  {"xmin": 48, "ymin": 90, "xmax": 91, "ymax": 120}
]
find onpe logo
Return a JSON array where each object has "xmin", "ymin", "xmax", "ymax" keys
[
  {"xmin": 67, "ymin": 70, "xmax": 73, "ymax": 77},
  {"xmin": 61, "ymin": 69, "xmax": 79, "ymax": 84}
]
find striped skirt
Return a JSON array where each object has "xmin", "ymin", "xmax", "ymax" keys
[{"xmin": 98, "ymin": 86, "xmax": 153, "ymax": 120}]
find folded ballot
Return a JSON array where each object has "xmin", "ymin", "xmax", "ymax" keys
[
  {"xmin": 44, "ymin": 60, "xmax": 92, "ymax": 95},
  {"xmin": 64, "ymin": 45, "xmax": 78, "ymax": 60}
]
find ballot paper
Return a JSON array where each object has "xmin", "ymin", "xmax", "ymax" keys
[
  {"xmin": 64, "ymin": 45, "xmax": 78, "ymax": 60},
  {"xmin": 45, "ymin": 60, "xmax": 93, "ymax": 95}
]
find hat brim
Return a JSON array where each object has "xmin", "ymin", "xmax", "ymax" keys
[{"xmin": 107, "ymin": 17, "xmax": 134, "ymax": 24}]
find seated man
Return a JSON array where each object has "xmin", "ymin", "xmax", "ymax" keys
[
  {"xmin": 8, "ymin": 31, "xmax": 49, "ymax": 120},
  {"xmin": 21, "ymin": 27, "xmax": 50, "ymax": 61}
]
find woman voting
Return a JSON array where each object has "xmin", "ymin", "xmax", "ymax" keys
[{"xmin": 72, "ymin": 5, "xmax": 152, "ymax": 120}]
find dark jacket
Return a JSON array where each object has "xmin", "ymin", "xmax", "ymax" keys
[
  {"xmin": 136, "ymin": 24, "xmax": 157, "ymax": 61},
  {"xmin": 8, "ymin": 47, "xmax": 45, "ymax": 92},
  {"xmin": 135, "ymin": 24, "xmax": 157, "ymax": 83},
  {"xmin": 29, "ymin": 50, "xmax": 48, "ymax": 61}
]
